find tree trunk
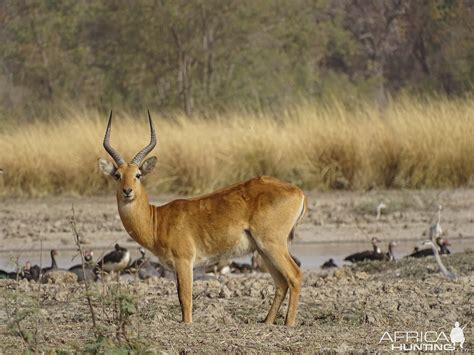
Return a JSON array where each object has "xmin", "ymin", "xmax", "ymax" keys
[{"xmin": 172, "ymin": 27, "xmax": 194, "ymax": 116}]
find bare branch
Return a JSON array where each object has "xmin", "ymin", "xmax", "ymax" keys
[{"xmin": 70, "ymin": 205, "xmax": 97, "ymax": 330}]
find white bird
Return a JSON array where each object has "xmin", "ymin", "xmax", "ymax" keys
[
  {"xmin": 421, "ymin": 240, "xmax": 457, "ymax": 281},
  {"xmin": 376, "ymin": 202, "xmax": 387, "ymax": 221},
  {"xmin": 429, "ymin": 205, "xmax": 443, "ymax": 240}
]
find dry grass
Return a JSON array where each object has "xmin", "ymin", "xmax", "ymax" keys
[{"xmin": 0, "ymin": 97, "xmax": 473, "ymax": 196}]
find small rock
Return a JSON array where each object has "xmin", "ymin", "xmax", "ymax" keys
[
  {"xmin": 355, "ymin": 272, "xmax": 369, "ymax": 280},
  {"xmin": 38, "ymin": 309, "xmax": 48, "ymax": 317},
  {"xmin": 54, "ymin": 290, "xmax": 69, "ymax": 301},
  {"xmin": 365, "ymin": 314, "xmax": 376, "ymax": 324},
  {"xmin": 219, "ymin": 285, "xmax": 231, "ymax": 299},
  {"xmin": 17, "ymin": 279, "xmax": 32, "ymax": 292},
  {"xmin": 334, "ymin": 267, "xmax": 353, "ymax": 280},
  {"xmin": 260, "ymin": 285, "xmax": 274, "ymax": 299}
]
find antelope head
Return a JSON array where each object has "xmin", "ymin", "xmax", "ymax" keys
[{"xmin": 98, "ymin": 111, "xmax": 157, "ymax": 204}]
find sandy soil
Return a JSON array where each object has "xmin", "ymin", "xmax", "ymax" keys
[{"xmin": 0, "ymin": 252, "xmax": 472, "ymax": 353}]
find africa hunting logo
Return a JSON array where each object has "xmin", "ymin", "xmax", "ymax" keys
[{"xmin": 379, "ymin": 321, "xmax": 469, "ymax": 351}]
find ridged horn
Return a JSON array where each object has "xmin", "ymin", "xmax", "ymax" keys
[
  {"xmin": 130, "ymin": 110, "xmax": 157, "ymax": 166},
  {"xmin": 103, "ymin": 110, "xmax": 126, "ymax": 166}
]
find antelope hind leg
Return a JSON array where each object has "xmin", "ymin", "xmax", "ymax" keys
[
  {"xmin": 175, "ymin": 259, "xmax": 193, "ymax": 323},
  {"xmin": 260, "ymin": 247, "xmax": 302, "ymax": 326},
  {"xmin": 259, "ymin": 252, "xmax": 289, "ymax": 324}
]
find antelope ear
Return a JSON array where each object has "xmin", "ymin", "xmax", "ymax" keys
[
  {"xmin": 98, "ymin": 158, "xmax": 117, "ymax": 176},
  {"xmin": 140, "ymin": 156, "xmax": 157, "ymax": 176}
]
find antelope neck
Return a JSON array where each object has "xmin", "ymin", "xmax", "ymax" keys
[{"xmin": 117, "ymin": 193, "xmax": 155, "ymax": 251}]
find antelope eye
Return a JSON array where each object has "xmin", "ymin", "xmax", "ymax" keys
[
  {"xmin": 113, "ymin": 173, "xmax": 121, "ymax": 180},
  {"xmin": 136, "ymin": 173, "xmax": 142, "ymax": 179}
]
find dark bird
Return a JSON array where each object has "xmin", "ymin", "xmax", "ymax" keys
[
  {"xmin": 229, "ymin": 261, "xmax": 254, "ymax": 273},
  {"xmin": 321, "ymin": 258, "xmax": 338, "ymax": 269},
  {"xmin": 344, "ymin": 237, "xmax": 384, "ymax": 263},
  {"xmin": 127, "ymin": 247, "xmax": 146, "ymax": 270},
  {"xmin": 385, "ymin": 241, "xmax": 397, "ymax": 261},
  {"xmin": 128, "ymin": 247, "xmax": 161, "ymax": 270},
  {"xmin": 0, "ymin": 269, "xmax": 17, "ymax": 279},
  {"xmin": 407, "ymin": 237, "xmax": 451, "ymax": 258},
  {"xmin": 126, "ymin": 247, "xmax": 163, "ymax": 279},
  {"xmin": 440, "ymin": 240, "xmax": 451, "ymax": 255},
  {"xmin": 41, "ymin": 249, "xmax": 59, "ymax": 274},
  {"xmin": 23, "ymin": 261, "xmax": 41, "ymax": 281},
  {"xmin": 69, "ymin": 250, "xmax": 98, "ymax": 282},
  {"xmin": 97, "ymin": 244, "xmax": 130, "ymax": 273}
]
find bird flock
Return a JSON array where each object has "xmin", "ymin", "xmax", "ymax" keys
[
  {"xmin": 0, "ymin": 244, "xmax": 300, "ymax": 283},
  {"xmin": 0, "ymin": 244, "xmax": 169, "ymax": 282},
  {"xmin": 0, "ymin": 205, "xmax": 458, "ymax": 282},
  {"xmin": 321, "ymin": 204, "xmax": 457, "ymax": 281}
]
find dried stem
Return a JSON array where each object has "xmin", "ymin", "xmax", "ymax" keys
[
  {"xmin": 34, "ymin": 237, "xmax": 43, "ymax": 347},
  {"xmin": 70, "ymin": 204, "xmax": 98, "ymax": 329}
]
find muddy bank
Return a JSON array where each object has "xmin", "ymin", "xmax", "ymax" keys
[
  {"xmin": 0, "ymin": 252, "xmax": 472, "ymax": 353},
  {"xmin": 1, "ymin": 189, "xmax": 473, "ymax": 249}
]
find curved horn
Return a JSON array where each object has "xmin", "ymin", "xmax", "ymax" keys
[
  {"xmin": 130, "ymin": 110, "xmax": 157, "ymax": 166},
  {"xmin": 103, "ymin": 110, "xmax": 126, "ymax": 166}
]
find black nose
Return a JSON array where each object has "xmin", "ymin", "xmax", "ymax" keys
[{"xmin": 123, "ymin": 188, "xmax": 132, "ymax": 195}]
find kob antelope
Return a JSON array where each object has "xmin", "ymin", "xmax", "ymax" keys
[{"xmin": 98, "ymin": 111, "xmax": 307, "ymax": 326}]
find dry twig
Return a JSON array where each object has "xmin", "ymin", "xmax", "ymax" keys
[{"xmin": 70, "ymin": 204, "xmax": 98, "ymax": 329}]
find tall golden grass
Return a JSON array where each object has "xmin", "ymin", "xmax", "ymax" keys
[{"xmin": 0, "ymin": 97, "xmax": 473, "ymax": 196}]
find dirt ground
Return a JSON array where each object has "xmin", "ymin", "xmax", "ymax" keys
[
  {"xmin": 0, "ymin": 189, "xmax": 473, "ymax": 352},
  {"xmin": 0, "ymin": 253, "xmax": 472, "ymax": 353}
]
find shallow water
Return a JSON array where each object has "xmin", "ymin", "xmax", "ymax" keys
[
  {"xmin": 0, "ymin": 238, "xmax": 472, "ymax": 272},
  {"xmin": 288, "ymin": 238, "xmax": 472, "ymax": 269}
]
